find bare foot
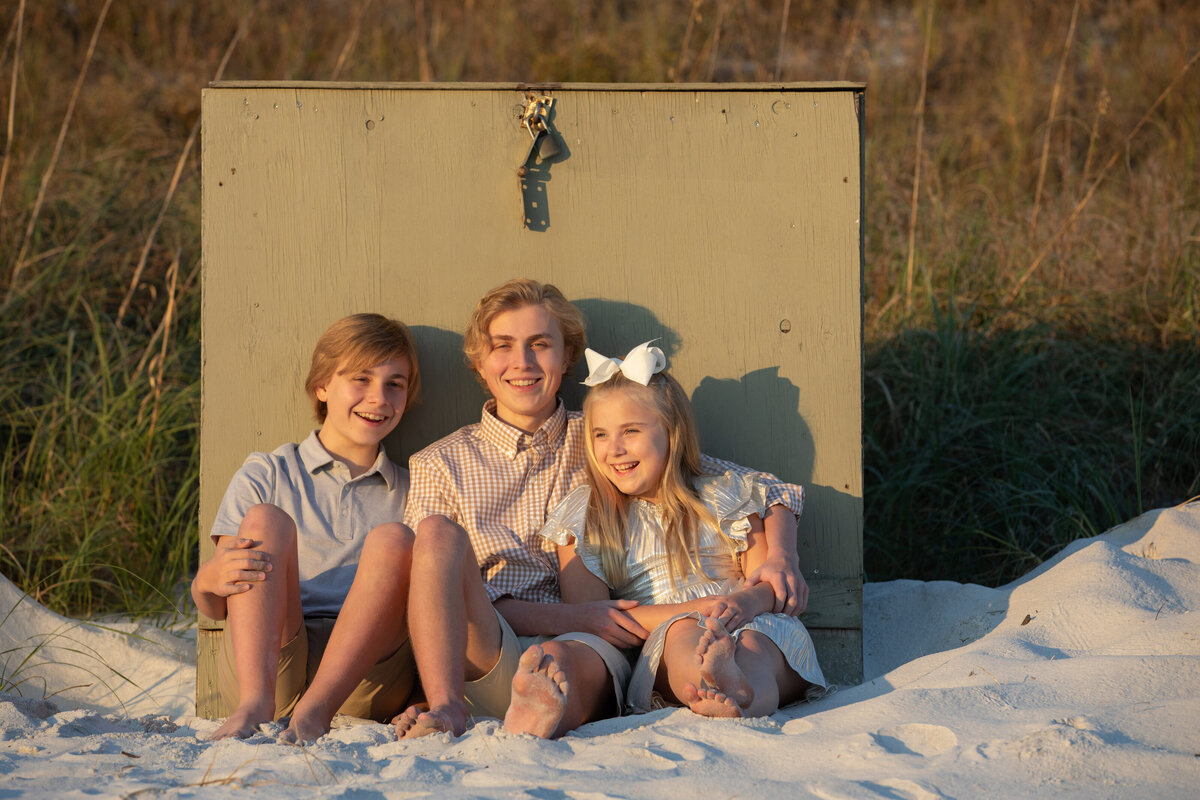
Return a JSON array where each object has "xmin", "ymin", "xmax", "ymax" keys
[
  {"xmin": 393, "ymin": 702, "xmax": 467, "ymax": 739},
  {"xmin": 680, "ymin": 683, "xmax": 743, "ymax": 718},
  {"xmin": 695, "ymin": 616, "xmax": 754, "ymax": 710},
  {"xmin": 208, "ymin": 699, "xmax": 275, "ymax": 740},
  {"xmin": 503, "ymin": 645, "xmax": 571, "ymax": 738},
  {"xmin": 278, "ymin": 706, "xmax": 331, "ymax": 744}
]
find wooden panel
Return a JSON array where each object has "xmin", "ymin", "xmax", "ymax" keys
[
  {"xmin": 200, "ymin": 82, "xmax": 864, "ymax": 711},
  {"xmin": 196, "ymin": 628, "xmax": 229, "ymax": 718},
  {"xmin": 811, "ymin": 628, "xmax": 864, "ymax": 687}
]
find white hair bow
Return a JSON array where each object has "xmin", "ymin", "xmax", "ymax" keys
[{"xmin": 582, "ymin": 340, "xmax": 667, "ymax": 387}]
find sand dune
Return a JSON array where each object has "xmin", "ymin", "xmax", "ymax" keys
[{"xmin": 2, "ymin": 503, "xmax": 1198, "ymax": 798}]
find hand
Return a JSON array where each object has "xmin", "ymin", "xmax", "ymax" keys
[
  {"xmin": 743, "ymin": 554, "xmax": 808, "ymax": 616},
  {"xmin": 697, "ymin": 590, "xmax": 766, "ymax": 632},
  {"xmin": 571, "ymin": 599, "xmax": 649, "ymax": 648},
  {"xmin": 195, "ymin": 537, "xmax": 272, "ymax": 598}
]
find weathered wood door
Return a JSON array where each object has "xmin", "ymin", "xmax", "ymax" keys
[{"xmin": 200, "ymin": 81, "xmax": 864, "ymax": 717}]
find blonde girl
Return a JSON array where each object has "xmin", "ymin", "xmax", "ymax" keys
[{"xmin": 540, "ymin": 342, "xmax": 828, "ymax": 718}]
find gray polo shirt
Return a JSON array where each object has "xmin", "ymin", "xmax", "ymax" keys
[{"xmin": 209, "ymin": 431, "xmax": 409, "ymax": 617}]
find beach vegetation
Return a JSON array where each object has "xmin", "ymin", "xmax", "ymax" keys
[{"xmin": 0, "ymin": 0, "xmax": 1197, "ymax": 614}]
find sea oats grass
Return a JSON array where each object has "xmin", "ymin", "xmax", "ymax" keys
[{"xmin": 1, "ymin": 1, "xmax": 1197, "ymax": 612}]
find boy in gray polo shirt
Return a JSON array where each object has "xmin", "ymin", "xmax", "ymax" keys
[{"xmin": 191, "ymin": 314, "xmax": 419, "ymax": 742}]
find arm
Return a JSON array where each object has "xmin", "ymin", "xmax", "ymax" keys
[
  {"xmin": 190, "ymin": 535, "xmax": 272, "ymax": 620},
  {"xmin": 697, "ymin": 455, "xmax": 807, "ymax": 614},
  {"xmin": 193, "ymin": 457, "xmax": 277, "ymax": 620},
  {"xmin": 745, "ymin": 503, "xmax": 809, "ymax": 615},
  {"xmin": 494, "ymin": 542, "xmax": 650, "ymax": 647},
  {"xmin": 549, "ymin": 541, "xmax": 770, "ymax": 637}
]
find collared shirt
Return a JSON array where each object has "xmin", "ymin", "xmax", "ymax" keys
[
  {"xmin": 405, "ymin": 400, "xmax": 801, "ymax": 605},
  {"xmin": 211, "ymin": 431, "xmax": 409, "ymax": 617},
  {"xmin": 405, "ymin": 400, "xmax": 581, "ymax": 603}
]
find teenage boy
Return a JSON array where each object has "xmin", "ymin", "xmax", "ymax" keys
[
  {"xmin": 396, "ymin": 279, "xmax": 807, "ymax": 739},
  {"xmin": 192, "ymin": 314, "xmax": 420, "ymax": 742}
]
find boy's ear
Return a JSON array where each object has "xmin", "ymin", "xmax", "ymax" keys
[{"xmin": 315, "ymin": 385, "xmax": 329, "ymax": 402}]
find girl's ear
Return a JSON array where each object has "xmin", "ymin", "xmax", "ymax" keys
[{"xmin": 315, "ymin": 385, "xmax": 329, "ymax": 402}]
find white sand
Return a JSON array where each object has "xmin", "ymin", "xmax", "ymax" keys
[{"xmin": 2, "ymin": 503, "xmax": 1198, "ymax": 798}]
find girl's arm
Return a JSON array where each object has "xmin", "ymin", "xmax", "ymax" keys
[{"xmin": 556, "ymin": 542, "xmax": 774, "ymax": 633}]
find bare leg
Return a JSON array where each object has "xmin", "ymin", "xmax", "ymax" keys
[
  {"xmin": 210, "ymin": 504, "xmax": 302, "ymax": 740},
  {"xmin": 734, "ymin": 630, "xmax": 809, "ymax": 718},
  {"xmin": 695, "ymin": 617, "xmax": 754, "ymax": 709},
  {"xmin": 281, "ymin": 523, "xmax": 414, "ymax": 743},
  {"xmin": 653, "ymin": 616, "xmax": 706, "ymax": 706},
  {"xmin": 504, "ymin": 640, "xmax": 615, "ymax": 738},
  {"xmin": 395, "ymin": 516, "xmax": 502, "ymax": 739},
  {"xmin": 679, "ymin": 684, "xmax": 742, "ymax": 718}
]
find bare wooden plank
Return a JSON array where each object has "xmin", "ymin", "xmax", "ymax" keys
[
  {"xmin": 810, "ymin": 627, "xmax": 864, "ymax": 688},
  {"xmin": 196, "ymin": 628, "xmax": 230, "ymax": 719},
  {"xmin": 803, "ymin": 577, "xmax": 863, "ymax": 630}
]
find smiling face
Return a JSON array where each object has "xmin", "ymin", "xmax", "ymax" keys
[
  {"xmin": 315, "ymin": 356, "xmax": 410, "ymax": 471},
  {"xmin": 587, "ymin": 386, "xmax": 670, "ymax": 503},
  {"xmin": 476, "ymin": 303, "xmax": 569, "ymax": 433}
]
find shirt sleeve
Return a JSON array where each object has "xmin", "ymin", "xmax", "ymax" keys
[
  {"xmin": 698, "ymin": 454, "xmax": 804, "ymax": 518},
  {"xmin": 403, "ymin": 450, "xmax": 460, "ymax": 529},
  {"xmin": 209, "ymin": 453, "xmax": 277, "ymax": 543},
  {"xmin": 538, "ymin": 486, "xmax": 614, "ymax": 590}
]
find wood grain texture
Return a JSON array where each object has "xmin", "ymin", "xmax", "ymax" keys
[
  {"xmin": 199, "ymin": 83, "xmax": 863, "ymax": 705},
  {"xmin": 196, "ymin": 628, "xmax": 228, "ymax": 719}
]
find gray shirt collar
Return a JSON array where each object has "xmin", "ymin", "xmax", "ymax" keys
[{"xmin": 297, "ymin": 430, "xmax": 398, "ymax": 490}]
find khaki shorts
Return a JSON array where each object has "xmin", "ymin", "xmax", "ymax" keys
[
  {"xmin": 218, "ymin": 617, "xmax": 415, "ymax": 723},
  {"xmin": 462, "ymin": 608, "xmax": 632, "ymax": 720}
]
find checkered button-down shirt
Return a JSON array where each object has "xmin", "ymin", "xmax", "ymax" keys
[
  {"xmin": 405, "ymin": 400, "xmax": 804, "ymax": 605},
  {"xmin": 405, "ymin": 400, "xmax": 584, "ymax": 603}
]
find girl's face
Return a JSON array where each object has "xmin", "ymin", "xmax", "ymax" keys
[{"xmin": 589, "ymin": 388, "xmax": 670, "ymax": 503}]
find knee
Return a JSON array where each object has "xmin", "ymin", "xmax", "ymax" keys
[
  {"xmin": 363, "ymin": 522, "xmax": 415, "ymax": 565},
  {"xmin": 663, "ymin": 615, "xmax": 698, "ymax": 644},
  {"xmin": 239, "ymin": 504, "xmax": 297, "ymax": 547},
  {"xmin": 413, "ymin": 515, "xmax": 470, "ymax": 559}
]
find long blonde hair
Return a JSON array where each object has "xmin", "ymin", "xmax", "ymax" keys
[{"xmin": 582, "ymin": 370, "xmax": 732, "ymax": 588}]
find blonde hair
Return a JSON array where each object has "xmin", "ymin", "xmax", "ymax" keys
[
  {"xmin": 462, "ymin": 278, "xmax": 586, "ymax": 387},
  {"xmin": 582, "ymin": 370, "xmax": 732, "ymax": 588},
  {"xmin": 305, "ymin": 314, "xmax": 421, "ymax": 421}
]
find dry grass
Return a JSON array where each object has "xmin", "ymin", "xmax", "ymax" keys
[{"xmin": 0, "ymin": 0, "xmax": 1197, "ymax": 605}]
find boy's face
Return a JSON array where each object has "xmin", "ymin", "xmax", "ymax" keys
[
  {"xmin": 477, "ymin": 303, "xmax": 568, "ymax": 433},
  {"xmin": 315, "ymin": 356, "xmax": 410, "ymax": 463}
]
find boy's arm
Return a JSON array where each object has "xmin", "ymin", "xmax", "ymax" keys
[
  {"xmin": 492, "ymin": 544, "xmax": 650, "ymax": 647},
  {"xmin": 748, "ymin": 503, "xmax": 809, "ymax": 615},
  {"xmin": 190, "ymin": 536, "xmax": 272, "ymax": 620},
  {"xmin": 493, "ymin": 597, "xmax": 649, "ymax": 648},
  {"xmin": 700, "ymin": 454, "xmax": 808, "ymax": 615},
  {"xmin": 194, "ymin": 454, "xmax": 276, "ymax": 620}
]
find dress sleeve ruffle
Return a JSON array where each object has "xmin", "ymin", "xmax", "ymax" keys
[
  {"xmin": 695, "ymin": 469, "xmax": 783, "ymax": 550},
  {"xmin": 537, "ymin": 484, "xmax": 613, "ymax": 588}
]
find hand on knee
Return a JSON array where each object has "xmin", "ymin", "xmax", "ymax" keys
[{"xmin": 239, "ymin": 504, "xmax": 298, "ymax": 551}]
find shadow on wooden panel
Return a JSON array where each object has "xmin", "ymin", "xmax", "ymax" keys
[
  {"xmin": 691, "ymin": 367, "xmax": 815, "ymax": 485},
  {"xmin": 389, "ymin": 325, "xmax": 486, "ymax": 465},
  {"xmin": 563, "ymin": 299, "xmax": 682, "ymax": 410}
]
